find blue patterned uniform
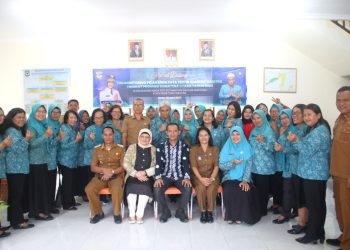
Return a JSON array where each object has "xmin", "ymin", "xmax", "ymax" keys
[
  {"xmin": 220, "ymin": 158, "xmax": 252, "ymax": 183},
  {"xmin": 151, "ymin": 117, "xmax": 180, "ymax": 147},
  {"xmin": 210, "ymin": 126, "xmax": 226, "ymax": 151},
  {"xmin": 5, "ymin": 128, "xmax": 29, "ymax": 174},
  {"xmin": 28, "ymin": 127, "xmax": 48, "ymax": 164},
  {"xmin": 223, "ymin": 118, "xmax": 243, "ymax": 139},
  {"xmin": 104, "ymin": 119, "xmax": 122, "ymax": 144},
  {"xmin": 83, "ymin": 125, "xmax": 104, "ymax": 166},
  {"xmin": 285, "ymin": 124, "xmax": 307, "ymax": 176},
  {"xmin": 250, "ymin": 134, "xmax": 276, "ymax": 175},
  {"xmin": 77, "ymin": 130, "xmax": 86, "ymax": 166},
  {"xmin": 0, "ymin": 135, "xmax": 6, "ymax": 178},
  {"xmin": 294, "ymin": 125, "xmax": 331, "ymax": 180},
  {"xmin": 58, "ymin": 124, "xmax": 78, "ymax": 168},
  {"xmin": 47, "ymin": 133, "xmax": 59, "ymax": 171}
]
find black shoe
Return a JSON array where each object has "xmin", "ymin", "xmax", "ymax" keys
[
  {"xmin": 159, "ymin": 210, "xmax": 171, "ymax": 223},
  {"xmin": 114, "ymin": 215, "xmax": 122, "ymax": 224},
  {"xmin": 288, "ymin": 225, "xmax": 306, "ymax": 234},
  {"xmin": 51, "ymin": 208, "xmax": 60, "ymax": 214},
  {"xmin": 290, "ymin": 213, "xmax": 298, "ymax": 219},
  {"xmin": 296, "ymin": 236, "xmax": 324, "ymax": 244},
  {"xmin": 35, "ymin": 214, "xmax": 54, "ymax": 221},
  {"xmin": 175, "ymin": 209, "xmax": 188, "ymax": 223},
  {"xmin": 90, "ymin": 213, "xmax": 104, "ymax": 224},
  {"xmin": 64, "ymin": 206, "xmax": 77, "ymax": 211},
  {"xmin": 272, "ymin": 216, "xmax": 289, "ymax": 224},
  {"xmin": 74, "ymin": 202, "xmax": 82, "ymax": 206},
  {"xmin": 200, "ymin": 212, "xmax": 207, "ymax": 223},
  {"xmin": 0, "ymin": 226, "xmax": 11, "ymax": 231},
  {"xmin": 206, "ymin": 211, "xmax": 214, "ymax": 223},
  {"xmin": 0, "ymin": 231, "xmax": 10, "ymax": 238},
  {"xmin": 326, "ymin": 238, "xmax": 341, "ymax": 247},
  {"xmin": 12, "ymin": 223, "xmax": 34, "ymax": 230}
]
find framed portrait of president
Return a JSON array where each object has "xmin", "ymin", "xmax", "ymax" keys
[
  {"xmin": 128, "ymin": 39, "xmax": 144, "ymax": 61},
  {"xmin": 199, "ymin": 39, "xmax": 215, "ymax": 61}
]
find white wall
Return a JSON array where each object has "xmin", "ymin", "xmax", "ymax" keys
[{"xmin": 0, "ymin": 30, "xmax": 348, "ymax": 126}]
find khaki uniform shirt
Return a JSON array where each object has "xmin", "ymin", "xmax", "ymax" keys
[
  {"xmin": 122, "ymin": 115, "xmax": 150, "ymax": 146},
  {"xmin": 189, "ymin": 145, "xmax": 219, "ymax": 179},
  {"xmin": 331, "ymin": 113, "xmax": 350, "ymax": 179},
  {"xmin": 91, "ymin": 144, "xmax": 125, "ymax": 177}
]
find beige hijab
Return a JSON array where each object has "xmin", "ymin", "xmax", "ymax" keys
[{"xmin": 137, "ymin": 128, "xmax": 152, "ymax": 149}]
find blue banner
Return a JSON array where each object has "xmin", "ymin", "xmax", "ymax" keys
[{"xmin": 93, "ymin": 67, "xmax": 246, "ymax": 107}]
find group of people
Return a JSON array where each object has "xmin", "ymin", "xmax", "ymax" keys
[{"xmin": 0, "ymin": 86, "xmax": 349, "ymax": 250}]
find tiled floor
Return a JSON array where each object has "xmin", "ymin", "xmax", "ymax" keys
[{"xmin": 0, "ymin": 181, "xmax": 341, "ymax": 250}]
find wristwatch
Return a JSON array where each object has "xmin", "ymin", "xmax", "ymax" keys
[{"xmin": 211, "ymin": 177, "xmax": 215, "ymax": 182}]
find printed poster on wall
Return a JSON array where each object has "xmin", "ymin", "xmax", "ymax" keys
[
  {"xmin": 23, "ymin": 69, "xmax": 70, "ymax": 113},
  {"xmin": 93, "ymin": 67, "xmax": 247, "ymax": 108}
]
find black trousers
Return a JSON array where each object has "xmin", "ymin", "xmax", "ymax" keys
[
  {"xmin": 291, "ymin": 174, "xmax": 306, "ymax": 208},
  {"xmin": 59, "ymin": 165, "xmax": 76, "ymax": 209},
  {"xmin": 7, "ymin": 174, "xmax": 27, "ymax": 226},
  {"xmin": 154, "ymin": 177, "xmax": 192, "ymax": 213},
  {"xmin": 28, "ymin": 164, "xmax": 50, "ymax": 216},
  {"xmin": 48, "ymin": 169, "xmax": 57, "ymax": 210},
  {"xmin": 281, "ymin": 177, "xmax": 295, "ymax": 218},
  {"xmin": 303, "ymin": 179, "xmax": 327, "ymax": 240},
  {"xmin": 252, "ymin": 173, "xmax": 273, "ymax": 216},
  {"xmin": 270, "ymin": 171, "xmax": 283, "ymax": 207},
  {"xmin": 75, "ymin": 166, "xmax": 93, "ymax": 197}
]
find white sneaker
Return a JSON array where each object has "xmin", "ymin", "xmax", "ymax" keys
[
  {"xmin": 136, "ymin": 217, "xmax": 143, "ymax": 224},
  {"xmin": 129, "ymin": 217, "xmax": 136, "ymax": 224}
]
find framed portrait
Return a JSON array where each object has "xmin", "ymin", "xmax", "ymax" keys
[
  {"xmin": 199, "ymin": 39, "xmax": 215, "ymax": 61},
  {"xmin": 165, "ymin": 48, "xmax": 178, "ymax": 66},
  {"xmin": 264, "ymin": 67, "xmax": 297, "ymax": 93},
  {"xmin": 128, "ymin": 39, "xmax": 144, "ymax": 61}
]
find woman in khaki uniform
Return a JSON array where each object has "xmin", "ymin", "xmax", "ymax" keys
[{"xmin": 190, "ymin": 127, "xmax": 219, "ymax": 223}]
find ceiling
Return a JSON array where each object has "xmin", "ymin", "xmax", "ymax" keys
[{"xmin": 0, "ymin": 0, "xmax": 350, "ymax": 40}]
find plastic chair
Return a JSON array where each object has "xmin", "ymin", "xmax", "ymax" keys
[
  {"xmin": 154, "ymin": 186, "xmax": 191, "ymax": 220},
  {"xmin": 89, "ymin": 188, "xmax": 125, "ymax": 218},
  {"xmin": 190, "ymin": 185, "xmax": 224, "ymax": 219}
]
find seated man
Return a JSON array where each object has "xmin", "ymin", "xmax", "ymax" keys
[
  {"xmin": 153, "ymin": 123, "xmax": 192, "ymax": 223},
  {"xmin": 85, "ymin": 126, "xmax": 125, "ymax": 224}
]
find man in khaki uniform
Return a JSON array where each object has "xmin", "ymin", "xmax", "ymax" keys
[
  {"xmin": 122, "ymin": 98, "xmax": 150, "ymax": 148},
  {"xmin": 327, "ymin": 86, "xmax": 350, "ymax": 250},
  {"xmin": 85, "ymin": 126, "xmax": 125, "ymax": 224}
]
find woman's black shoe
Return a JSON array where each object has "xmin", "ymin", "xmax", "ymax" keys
[
  {"xmin": 35, "ymin": 214, "xmax": 54, "ymax": 221},
  {"xmin": 13, "ymin": 223, "xmax": 34, "ymax": 230},
  {"xmin": 272, "ymin": 216, "xmax": 289, "ymax": 224},
  {"xmin": 206, "ymin": 211, "xmax": 214, "ymax": 223},
  {"xmin": 51, "ymin": 208, "xmax": 60, "ymax": 214},
  {"xmin": 288, "ymin": 225, "xmax": 306, "ymax": 234},
  {"xmin": 64, "ymin": 206, "xmax": 77, "ymax": 211},
  {"xmin": 200, "ymin": 212, "xmax": 207, "ymax": 223},
  {"xmin": 296, "ymin": 236, "xmax": 324, "ymax": 244},
  {"xmin": 0, "ymin": 226, "xmax": 11, "ymax": 231}
]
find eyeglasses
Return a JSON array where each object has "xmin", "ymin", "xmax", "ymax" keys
[
  {"xmin": 94, "ymin": 116, "xmax": 104, "ymax": 120},
  {"xmin": 292, "ymin": 111, "xmax": 301, "ymax": 116}
]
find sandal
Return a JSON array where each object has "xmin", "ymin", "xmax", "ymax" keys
[{"xmin": 13, "ymin": 222, "xmax": 34, "ymax": 230}]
